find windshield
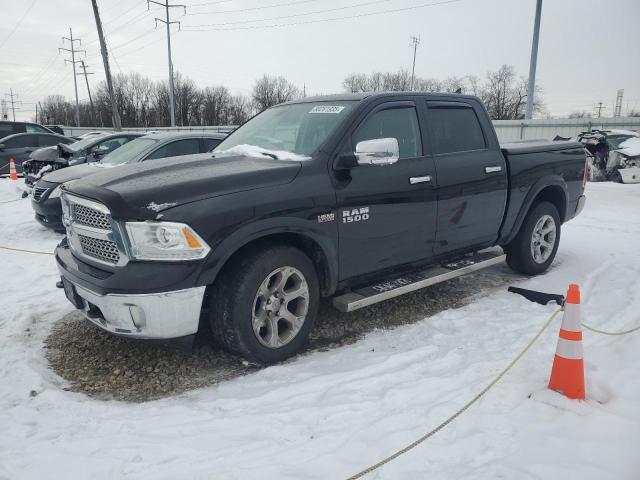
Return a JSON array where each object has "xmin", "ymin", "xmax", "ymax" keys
[
  {"xmin": 100, "ymin": 138, "xmax": 158, "ymax": 165},
  {"xmin": 607, "ymin": 135, "xmax": 636, "ymax": 150},
  {"xmin": 67, "ymin": 134, "xmax": 109, "ymax": 152},
  {"xmin": 215, "ymin": 101, "xmax": 357, "ymax": 157}
]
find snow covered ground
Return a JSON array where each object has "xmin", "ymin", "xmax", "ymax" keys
[{"xmin": 0, "ymin": 179, "xmax": 639, "ymax": 480}]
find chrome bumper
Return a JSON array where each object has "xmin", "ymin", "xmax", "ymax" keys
[{"xmin": 72, "ymin": 283, "xmax": 206, "ymax": 339}]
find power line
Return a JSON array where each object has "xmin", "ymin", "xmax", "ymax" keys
[
  {"xmin": 0, "ymin": 0, "xmax": 38, "ymax": 49},
  {"xmin": 188, "ymin": 0, "xmax": 322, "ymax": 15},
  {"xmin": 185, "ymin": 0, "xmax": 393, "ymax": 27},
  {"xmin": 182, "ymin": 0, "xmax": 465, "ymax": 31}
]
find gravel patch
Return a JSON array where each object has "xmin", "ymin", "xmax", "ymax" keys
[{"xmin": 45, "ymin": 265, "xmax": 520, "ymax": 402}]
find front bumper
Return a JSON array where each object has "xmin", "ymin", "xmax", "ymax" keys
[
  {"xmin": 32, "ymin": 197, "xmax": 64, "ymax": 231},
  {"xmin": 63, "ymin": 279, "xmax": 206, "ymax": 339}
]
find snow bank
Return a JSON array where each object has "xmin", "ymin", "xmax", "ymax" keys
[
  {"xmin": 1, "ymin": 180, "xmax": 640, "ymax": 479},
  {"xmin": 214, "ymin": 144, "xmax": 311, "ymax": 161}
]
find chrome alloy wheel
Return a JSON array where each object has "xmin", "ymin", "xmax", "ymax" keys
[
  {"xmin": 252, "ymin": 266, "xmax": 310, "ymax": 348},
  {"xmin": 531, "ymin": 214, "xmax": 557, "ymax": 264}
]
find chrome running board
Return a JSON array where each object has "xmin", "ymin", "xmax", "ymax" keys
[{"xmin": 332, "ymin": 249, "xmax": 506, "ymax": 312}]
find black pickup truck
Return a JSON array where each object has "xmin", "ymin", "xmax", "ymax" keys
[{"xmin": 55, "ymin": 93, "xmax": 587, "ymax": 364}]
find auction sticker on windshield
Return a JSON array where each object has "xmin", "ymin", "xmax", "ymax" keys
[{"xmin": 309, "ymin": 105, "xmax": 345, "ymax": 114}]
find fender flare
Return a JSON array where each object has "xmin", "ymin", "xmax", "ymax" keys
[
  {"xmin": 501, "ymin": 175, "xmax": 569, "ymax": 245},
  {"xmin": 196, "ymin": 217, "xmax": 339, "ymax": 295}
]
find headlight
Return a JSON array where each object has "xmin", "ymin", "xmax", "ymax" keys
[
  {"xmin": 49, "ymin": 185, "xmax": 62, "ymax": 198},
  {"xmin": 125, "ymin": 221, "xmax": 210, "ymax": 261}
]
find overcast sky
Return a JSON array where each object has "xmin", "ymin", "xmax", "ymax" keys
[{"xmin": 1, "ymin": 0, "xmax": 639, "ymax": 122}]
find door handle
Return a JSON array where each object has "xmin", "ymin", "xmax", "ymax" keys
[
  {"xmin": 485, "ymin": 166, "xmax": 502, "ymax": 173},
  {"xmin": 409, "ymin": 175, "xmax": 431, "ymax": 184}
]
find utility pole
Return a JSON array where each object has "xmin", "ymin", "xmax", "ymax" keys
[
  {"xmin": 78, "ymin": 60, "xmax": 96, "ymax": 126},
  {"xmin": 596, "ymin": 102, "xmax": 606, "ymax": 118},
  {"xmin": 38, "ymin": 101, "xmax": 43, "ymax": 124},
  {"xmin": 614, "ymin": 89, "xmax": 624, "ymax": 118},
  {"xmin": 4, "ymin": 89, "xmax": 19, "ymax": 121},
  {"xmin": 148, "ymin": 0, "xmax": 186, "ymax": 127},
  {"xmin": 409, "ymin": 35, "xmax": 420, "ymax": 91},
  {"xmin": 91, "ymin": 0, "xmax": 122, "ymax": 131},
  {"xmin": 59, "ymin": 28, "xmax": 85, "ymax": 127},
  {"xmin": 525, "ymin": 0, "xmax": 543, "ymax": 119}
]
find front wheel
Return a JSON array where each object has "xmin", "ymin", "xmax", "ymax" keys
[
  {"xmin": 505, "ymin": 201, "xmax": 561, "ymax": 275},
  {"xmin": 209, "ymin": 245, "xmax": 319, "ymax": 364}
]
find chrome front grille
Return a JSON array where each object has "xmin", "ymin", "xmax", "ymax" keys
[
  {"xmin": 73, "ymin": 204, "xmax": 111, "ymax": 230},
  {"xmin": 33, "ymin": 186, "xmax": 49, "ymax": 201},
  {"xmin": 61, "ymin": 193, "xmax": 128, "ymax": 267},
  {"xmin": 77, "ymin": 234, "xmax": 120, "ymax": 264}
]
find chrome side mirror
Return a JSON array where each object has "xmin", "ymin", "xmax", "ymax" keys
[{"xmin": 354, "ymin": 138, "xmax": 399, "ymax": 166}]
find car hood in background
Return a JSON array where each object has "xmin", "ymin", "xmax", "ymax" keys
[
  {"xmin": 41, "ymin": 163, "xmax": 109, "ymax": 185},
  {"xmin": 28, "ymin": 146, "xmax": 60, "ymax": 162},
  {"xmin": 63, "ymin": 153, "xmax": 302, "ymax": 220}
]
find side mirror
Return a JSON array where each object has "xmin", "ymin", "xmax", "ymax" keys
[
  {"xmin": 354, "ymin": 138, "xmax": 399, "ymax": 166},
  {"xmin": 0, "ymin": 144, "xmax": 5, "ymax": 151}
]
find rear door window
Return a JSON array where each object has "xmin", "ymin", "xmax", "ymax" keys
[
  {"xmin": 5, "ymin": 136, "xmax": 31, "ymax": 148},
  {"xmin": 353, "ymin": 106, "xmax": 422, "ymax": 159},
  {"xmin": 0, "ymin": 124, "xmax": 19, "ymax": 137},
  {"xmin": 146, "ymin": 138, "xmax": 201, "ymax": 160},
  {"xmin": 37, "ymin": 135, "xmax": 63, "ymax": 147},
  {"xmin": 428, "ymin": 105, "xmax": 486, "ymax": 154},
  {"xmin": 26, "ymin": 124, "xmax": 49, "ymax": 133}
]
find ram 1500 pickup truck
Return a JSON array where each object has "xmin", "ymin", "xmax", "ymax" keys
[{"xmin": 55, "ymin": 93, "xmax": 587, "ymax": 364}]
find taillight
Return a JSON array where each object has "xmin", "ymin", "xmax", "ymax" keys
[{"xmin": 582, "ymin": 156, "xmax": 589, "ymax": 189}]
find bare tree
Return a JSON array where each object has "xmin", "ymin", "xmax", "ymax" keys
[
  {"xmin": 482, "ymin": 65, "xmax": 544, "ymax": 120},
  {"xmin": 252, "ymin": 75, "xmax": 301, "ymax": 112},
  {"xmin": 568, "ymin": 111, "xmax": 592, "ymax": 119}
]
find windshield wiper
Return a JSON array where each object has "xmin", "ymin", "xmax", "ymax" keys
[{"xmin": 260, "ymin": 152, "xmax": 279, "ymax": 160}]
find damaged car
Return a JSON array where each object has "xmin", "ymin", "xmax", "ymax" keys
[
  {"xmin": 578, "ymin": 129, "xmax": 640, "ymax": 183},
  {"xmin": 22, "ymin": 132, "xmax": 142, "ymax": 189}
]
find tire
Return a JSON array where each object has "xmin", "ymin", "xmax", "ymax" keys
[
  {"xmin": 505, "ymin": 201, "xmax": 561, "ymax": 275},
  {"xmin": 209, "ymin": 245, "xmax": 319, "ymax": 365}
]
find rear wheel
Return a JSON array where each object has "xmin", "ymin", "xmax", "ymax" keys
[
  {"xmin": 209, "ymin": 245, "xmax": 319, "ymax": 364},
  {"xmin": 505, "ymin": 201, "xmax": 560, "ymax": 275}
]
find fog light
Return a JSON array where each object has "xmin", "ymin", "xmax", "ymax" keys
[{"xmin": 128, "ymin": 305, "xmax": 147, "ymax": 330}]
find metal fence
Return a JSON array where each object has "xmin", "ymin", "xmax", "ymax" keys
[
  {"xmin": 493, "ymin": 117, "xmax": 640, "ymax": 142},
  {"xmin": 64, "ymin": 117, "xmax": 640, "ymax": 142}
]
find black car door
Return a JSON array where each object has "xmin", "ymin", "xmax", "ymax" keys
[
  {"xmin": 425, "ymin": 100, "xmax": 507, "ymax": 255},
  {"xmin": 0, "ymin": 135, "xmax": 36, "ymax": 171},
  {"xmin": 334, "ymin": 99, "xmax": 437, "ymax": 280}
]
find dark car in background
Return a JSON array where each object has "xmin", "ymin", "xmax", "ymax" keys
[
  {"xmin": 0, "ymin": 121, "xmax": 55, "ymax": 137},
  {"xmin": 31, "ymin": 131, "xmax": 227, "ymax": 231},
  {"xmin": 0, "ymin": 132, "xmax": 75, "ymax": 176},
  {"xmin": 23, "ymin": 132, "xmax": 143, "ymax": 188}
]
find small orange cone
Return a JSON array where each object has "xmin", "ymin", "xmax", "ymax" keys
[
  {"xmin": 9, "ymin": 158, "xmax": 18, "ymax": 180},
  {"xmin": 548, "ymin": 284, "xmax": 585, "ymax": 400}
]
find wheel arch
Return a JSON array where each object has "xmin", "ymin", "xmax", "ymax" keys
[
  {"xmin": 197, "ymin": 220, "xmax": 339, "ymax": 298},
  {"xmin": 502, "ymin": 176, "xmax": 569, "ymax": 245}
]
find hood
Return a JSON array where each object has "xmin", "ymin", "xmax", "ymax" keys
[
  {"xmin": 42, "ymin": 163, "xmax": 107, "ymax": 185},
  {"xmin": 63, "ymin": 153, "xmax": 302, "ymax": 220},
  {"xmin": 28, "ymin": 146, "xmax": 59, "ymax": 162}
]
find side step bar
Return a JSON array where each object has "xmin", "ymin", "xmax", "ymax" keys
[{"xmin": 332, "ymin": 249, "xmax": 506, "ymax": 312}]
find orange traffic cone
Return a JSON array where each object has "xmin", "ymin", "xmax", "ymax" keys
[
  {"xmin": 548, "ymin": 284, "xmax": 585, "ymax": 399},
  {"xmin": 9, "ymin": 158, "xmax": 18, "ymax": 180}
]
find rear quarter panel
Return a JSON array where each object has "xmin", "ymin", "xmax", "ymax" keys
[{"xmin": 499, "ymin": 145, "xmax": 585, "ymax": 244}]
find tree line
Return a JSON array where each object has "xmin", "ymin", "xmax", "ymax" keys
[{"xmin": 38, "ymin": 64, "xmax": 545, "ymax": 127}]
